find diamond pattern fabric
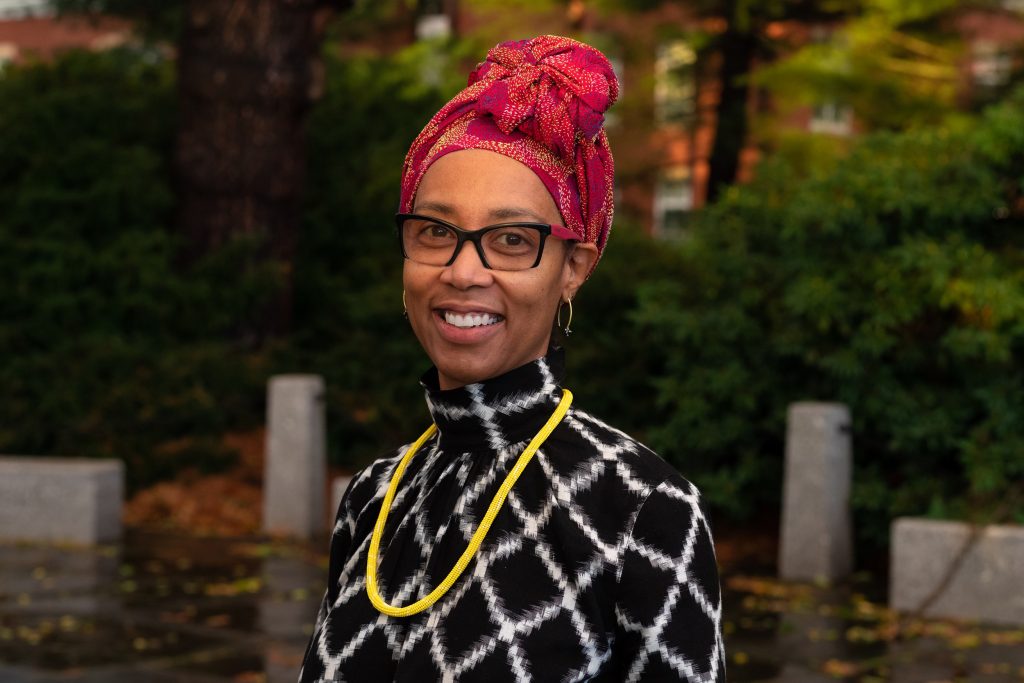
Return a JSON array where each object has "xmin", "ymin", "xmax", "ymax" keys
[{"xmin": 299, "ymin": 348, "xmax": 725, "ymax": 682}]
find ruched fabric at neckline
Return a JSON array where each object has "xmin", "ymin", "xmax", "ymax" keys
[{"xmin": 418, "ymin": 346, "xmax": 566, "ymax": 454}]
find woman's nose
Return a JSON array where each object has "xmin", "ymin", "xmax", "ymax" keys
[{"xmin": 440, "ymin": 239, "xmax": 493, "ymax": 288}]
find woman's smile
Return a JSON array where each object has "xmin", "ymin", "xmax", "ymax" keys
[
  {"xmin": 436, "ymin": 304, "xmax": 505, "ymax": 328},
  {"xmin": 433, "ymin": 307, "xmax": 506, "ymax": 343},
  {"xmin": 440, "ymin": 310, "xmax": 503, "ymax": 328}
]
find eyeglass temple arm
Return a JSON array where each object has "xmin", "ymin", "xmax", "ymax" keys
[{"xmin": 550, "ymin": 224, "xmax": 578, "ymax": 241}]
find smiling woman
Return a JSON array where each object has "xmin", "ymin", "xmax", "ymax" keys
[{"xmin": 299, "ymin": 35, "xmax": 725, "ymax": 682}]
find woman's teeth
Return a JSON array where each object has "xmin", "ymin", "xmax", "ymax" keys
[{"xmin": 443, "ymin": 311, "xmax": 503, "ymax": 328}]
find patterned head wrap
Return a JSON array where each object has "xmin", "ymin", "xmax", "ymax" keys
[{"xmin": 399, "ymin": 35, "xmax": 619, "ymax": 276}]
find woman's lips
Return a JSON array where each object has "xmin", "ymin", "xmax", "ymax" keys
[
  {"xmin": 433, "ymin": 309, "xmax": 505, "ymax": 344},
  {"xmin": 442, "ymin": 310, "xmax": 503, "ymax": 327}
]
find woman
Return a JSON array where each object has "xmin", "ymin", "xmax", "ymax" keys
[{"xmin": 300, "ymin": 35, "xmax": 724, "ymax": 682}]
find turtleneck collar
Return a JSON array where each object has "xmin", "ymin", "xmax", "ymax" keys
[{"xmin": 419, "ymin": 346, "xmax": 567, "ymax": 454}]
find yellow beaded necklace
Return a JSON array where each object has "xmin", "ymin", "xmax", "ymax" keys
[{"xmin": 366, "ymin": 388, "xmax": 573, "ymax": 618}]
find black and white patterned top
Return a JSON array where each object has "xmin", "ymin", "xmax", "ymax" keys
[{"xmin": 299, "ymin": 347, "xmax": 725, "ymax": 682}]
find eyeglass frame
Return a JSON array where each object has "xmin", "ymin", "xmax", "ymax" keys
[{"xmin": 395, "ymin": 212, "xmax": 578, "ymax": 270}]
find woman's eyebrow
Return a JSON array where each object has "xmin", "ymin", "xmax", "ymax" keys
[
  {"xmin": 487, "ymin": 206, "xmax": 548, "ymax": 223},
  {"xmin": 413, "ymin": 200, "xmax": 457, "ymax": 216},
  {"xmin": 414, "ymin": 201, "xmax": 549, "ymax": 224}
]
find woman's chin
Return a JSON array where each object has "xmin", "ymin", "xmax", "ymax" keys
[{"xmin": 434, "ymin": 353, "xmax": 502, "ymax": 389}]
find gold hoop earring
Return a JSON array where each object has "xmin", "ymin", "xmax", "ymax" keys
[
  {"xmin": 557, "ymin": 297, "xmax": 574, "ymax": 336},
  {"xmin": 402, "ymin": 290, "xmax": 407, "ymax": 319}
]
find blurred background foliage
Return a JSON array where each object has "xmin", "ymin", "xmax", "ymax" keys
[
  {"xmin": 0, "ymin": 49, "xmax": 278, "ymax": 486},
  {"xmin": 634, "ymin": 91, "xmax": 1024, "ymax": 541},
  {"xmin": 1, "ymin": 0, "xmax": 1022, "ymax": 549}
]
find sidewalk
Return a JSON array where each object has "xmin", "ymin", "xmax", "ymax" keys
[
  {"xmin": 0, "ymin": 533, "xmax": 319, "ymax": 683},
  {"xmin": 1, "ymin": 533, "xmax": 1023, "ymax": 682},
  {"xmin": 724, "ymin": 574, "xmax": 1024, "ymax": 682}
]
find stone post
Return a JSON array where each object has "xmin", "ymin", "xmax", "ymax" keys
[
  {"xmin": 890, "ymin": 518, "xmax": 1024, "ymax": 626},
  {"xmin": 0, "ymin": 457, "xmax": 123, "ymax": 544},
  {"xmin": 778, "ymin": 402, "xmax": 853, "ymax": 583},
  {"xmin": 263, "ymin": 375, "xmax": 326, "ymax": 539}
]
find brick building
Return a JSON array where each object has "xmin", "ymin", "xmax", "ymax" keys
[
  {"xmin": 414, "ymin": 1, "xmax": 1024, "ymax": 237},
  {"xmin": 3, "ymin": 0, "xmax": 1021, "ymax": 236},
  {"xmin": 0, "ymin": 0, "xmax": 128, "ymax": 67}
]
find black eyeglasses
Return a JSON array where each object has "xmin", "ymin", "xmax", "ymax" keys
[{"xmin": 396, "ymin": 213, "xmax": 577, "ymax": 271}]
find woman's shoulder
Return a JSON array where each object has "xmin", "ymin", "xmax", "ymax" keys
[
  {"xmin": 557, "ymin": 405, "xmax": 702, "ymax": 498},
  {"xmin": 334, "ymin": 447, "xmax": 408, "ymax": 512}
]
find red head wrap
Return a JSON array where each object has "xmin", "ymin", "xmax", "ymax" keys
[{"xmin": 399, "ymin": 35, "xmax": 620, "ymax": 276}]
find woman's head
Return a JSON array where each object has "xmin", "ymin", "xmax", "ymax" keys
[
  {"xmin": 403, "ymin": 149, "xmax": 598, "ymax": 389},
  {"xmin": 399, "ymin": 36, "xmax": 618, "ymax": 388}
]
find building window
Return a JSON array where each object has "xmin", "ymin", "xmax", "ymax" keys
[
  {"xmin": 809, "ymin": 100, "xmax": 853, "ymax": 136},
  {"xmin": 654, "ymin": 39, "xmax": 698, "ymax": 127},
  {"xmin": 971, "ymin": 41, "xmax": 1014, "ymax": 90},
  {"xmin": 415, "ymin": 0, "xmax": 451, "ymax": 41},
  {"xmin": 415, "ymin": 14, "xmax": 451, "ymax": 41},
  {"xmin": 805, "ymin": 25, "xmax": 853, "ymax": 136},
  {"xmin": 653, "ymin": 165, "xmax": 694, "ymax": 240},
  {"xmin": 0, "ymin": 43, "xmax": 16, "ymax": 70},
  {"xmin": 0, "ymin": 0, "xmax": 53, "ymax": 19}
]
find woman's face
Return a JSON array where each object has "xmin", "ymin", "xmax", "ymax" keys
[{"xmin": 404, "ymin": 149, "xmax": 598, "ymax": 390}]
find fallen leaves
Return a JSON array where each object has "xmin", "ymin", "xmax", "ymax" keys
[
  {"xmin": 202, "ymin": 576, "xmax": 262, "ymax": 597},
  {"xmin": 726, "ymin": 573, "xmax": 1024, "ymax": 680},
  {"xmin": 122, "ymin": 430, "xmax": 266, "ymax": 536},
  {"xmin": 822, "ymin": 658, "xmax": 861, "ymax": 677},
  {"xmin": 122, "ymin": 475, "xmax": 263, "ymax": 537}
]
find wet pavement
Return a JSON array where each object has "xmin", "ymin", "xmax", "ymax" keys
[
  {"xmin": 1, "ymin": 533, "xmax": 1023, "ymax": 682},
  {"xmin": 722, "ymin": 573, "xmax": 1024, "ymax": 682},
  {"xmin": 0, "ymin": 533, "xmax": 322, "ymax": 683}
]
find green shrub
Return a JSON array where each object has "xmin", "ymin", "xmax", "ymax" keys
[
  {"xmin": 566, "ymin": 222, "xmax": 696, "ymax": 441},
  {"xmin": 0, "ymin": 49, "xmax": 273, "ymax": 488},
  {"xmin": 634, "ymin": 87, "xmax": 1024, "ymax": 543}
]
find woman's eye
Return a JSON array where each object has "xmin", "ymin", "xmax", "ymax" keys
[
  {"xmin": 492, "ymin": 229, "xmax": 534, "ymax": 248},
  {"xmin": 420, "ymin": 224, "xmax": 453, "ymax": 240}
]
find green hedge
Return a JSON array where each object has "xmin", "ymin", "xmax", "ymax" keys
[
  {"xmin": 0, "ymin": 49, "xmax": 274, "ymax": 488},
  {"xmin": 633, "ymin": 89, "xmax": 1024, "ymax": 542}
]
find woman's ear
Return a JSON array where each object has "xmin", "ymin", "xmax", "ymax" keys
[{"xmin": 562, "ymin": 242, "xmax": 599, "ymax": 301}]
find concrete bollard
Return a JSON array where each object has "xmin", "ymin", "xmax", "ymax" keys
[
  {"xmin": 778, "ymin": 402, "xmax": 853, "ymax": 583},
  {"xmin": 890, "ymin": 518, "xmax": 1024, "ymax": 626},
  {"xmin": 263, "ymin": 375, "xmax": 326, "ymax": 539},
  {"xmin": 0, "ymin": 457, "xmax": 123, "ymax": 544}
]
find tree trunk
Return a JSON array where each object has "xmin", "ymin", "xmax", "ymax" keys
[
  {"xmin": 174, "ymin": 0, "xmax": 337, "ymax": 338},
  {"xmin": 706, "ymin": 12, "xmax": 757, "ymax": 205}
]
